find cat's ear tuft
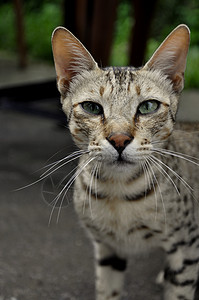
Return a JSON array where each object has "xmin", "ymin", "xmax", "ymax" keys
[
  {"xmin": 144, "ymin": 25, "xmax": 190, "ymax": 93},
  {"xmin": 52, "ymin": 27, "xmax": 98, "ymax": 96}
]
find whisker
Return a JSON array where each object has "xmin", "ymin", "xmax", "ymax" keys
[
  {"xmin": 40, "ymin": 150, "xmax": 88, "ymax": 178},
  {"xmin": 140, "ymin": 160, "xmax": 151, "ymax": 200},
  {"xmin": 93, "ymin": 161, "xmax": 101, "ymax": 202},
  {"xmin": 151, "ymin": 155, "xmax": 196, "ymax": 201},
  {"xmin": 88, "ymin": 163, "xmax": 98, "ymax": 218},
  {"xmin": 15, "ymin": 150, "xmax": 88, "ymax": 192},
  {"xmin": 152, "ymin": 148, "xmax": 199, "ymax": 164},
  {"xmin": 41, "ymin": 165, "xmax": 79, "ymax": 208},
  {"xmin": 34, "ymin": 149, "xmax": 86, "ymax": 175},
  {"xmin": 54, "ymin": 156, "xmax": 96, "ymax": 224},
  {"xmin": 144, "ymin": 158, "xmax": 159, "ymax": 221},
  {"xmin": 42, "ymin": 153, "xmax": 93, "ymax": 209},
  {"xmin": 148, "ymin": 156, "xmax": 180, "ymax": 196},
  {"xmin": 151, "ymin": 130, "xmax": 199, "ymax": 145},
  {"xmin": 145, "ymin": 157, "xmax": 167, "ymax": 229},
  {"xmin": 47, "ymin": 156, "xmax": 92, "ymax": 225},
  {"xmin": 140, "ymin": 161, "xmax": 147, "ymax": 199},
  {"xmin": 94, "ymin": 162, "xmax": 99, "ymax": 202},
  {"xmin": 44, "ymin": 147, "xmax": 77, "ymax": 165},
  {"xmin": 57, "ymin": 154, "xmax": 90, "ymax": 189}
]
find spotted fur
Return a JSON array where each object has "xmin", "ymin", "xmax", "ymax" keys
[{"xmin": 52, "ymin": 25, "xmax": 199, "ymax": 300}]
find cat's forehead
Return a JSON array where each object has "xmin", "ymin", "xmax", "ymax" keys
[
  {"xmin": 103, "ymin": 67, "xmax": 137, "ymax": 84},
  {"xmin": 98, "ymin": 66, "xmax": 173, "ymax": 103},
  {"xmin": 69, "ymin": 66, "xmax": 173, "ymax": 107},
  {"xmin": 102, "ymin": 66, "xmax": 171, "ymax": 91},
  {"xmin": 100, "ymin": 67, "xmax": 136, "ymax": 101}
]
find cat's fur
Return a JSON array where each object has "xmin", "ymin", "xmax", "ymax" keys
[{"xmin": 52, "ymin": 25, "xmax": 199, "ymax": 300}]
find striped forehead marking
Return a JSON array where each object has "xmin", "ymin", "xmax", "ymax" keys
[{"xmin": 104, "ymin": 67, "xmax": 136, "ymax": 93}]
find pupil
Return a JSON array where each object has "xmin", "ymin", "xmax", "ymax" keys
[{"xmin": 92, "ymin": 103, "xmax": 97, "ymax": 111}]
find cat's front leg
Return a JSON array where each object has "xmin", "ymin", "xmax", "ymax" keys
[
  {"xmin": 94, "ymin": 241, "xmax": 127, "ymax": 300},
  {"xmin": 163, "ymin": 243, "xmax": 199, "ymax": 300}
]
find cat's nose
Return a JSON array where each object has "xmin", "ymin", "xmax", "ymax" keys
[{"xmin": 107, "ymin": 133, "xmax": 133, "ymax": 154}]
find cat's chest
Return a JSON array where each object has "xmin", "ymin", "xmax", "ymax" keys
[{"xmin": 74, "ymin": 180, "xmax": 166, "ymax": 255}]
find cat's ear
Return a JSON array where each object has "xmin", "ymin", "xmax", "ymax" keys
[
  {"xmin": 144, "ymin": 25, "xmax": 190, "ymax": 93},
  {"xmin": 52, "ymin": 27, "xmax": 98, "ymax": 96}
]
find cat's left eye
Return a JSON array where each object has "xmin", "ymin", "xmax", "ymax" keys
[
  {"xmin": 81, "ymin": 101, "xmax": 103, "ymax": 116},
  {"xmin": 138, "ymin": 100, "xmax": 160, "ymax": 115}
]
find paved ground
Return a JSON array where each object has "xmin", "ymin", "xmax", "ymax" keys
[{"xmin": 0, "ymin": 53, "xmax": 56, "ymax": 89}]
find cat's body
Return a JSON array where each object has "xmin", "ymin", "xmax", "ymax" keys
[{"xmin": 52, "ymin": 25, "xmax": 199, "ymax": 300}]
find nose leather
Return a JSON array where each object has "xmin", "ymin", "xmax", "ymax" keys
[{"xmin": 107, "ymin": 133, "xmax": 133, "ymax": 154}]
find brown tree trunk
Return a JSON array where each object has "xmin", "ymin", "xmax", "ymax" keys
[
  {"xmin": 129, "ymin": 0, "xmax": 157, "ymax": 67},
  {"xmin": 13, "ymin": 0, "xmax": 27, "ymax": 69},
  {"xmin": 90, "ymin": 0, "xmax": 118, "ymax": 67},
  {"xmin": 63, "ymin": 0, "xmax": 118, "ymax": 67}
]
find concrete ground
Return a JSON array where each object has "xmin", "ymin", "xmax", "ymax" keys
[{"xmin": 0, "ymin": 57, "xmax": 199, "ymax": 300}]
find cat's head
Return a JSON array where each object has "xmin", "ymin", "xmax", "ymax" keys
[{"xmin": 52, "ymin": 25, "xmax": 190, "ymax": 170}]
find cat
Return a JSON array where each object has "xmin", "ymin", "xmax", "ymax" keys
[{"xmin": 51, "ymin": 24, "xmax": 199, "ymax": 300}]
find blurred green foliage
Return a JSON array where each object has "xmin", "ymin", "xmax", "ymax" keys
[
  {"xmin": 111, "ymin": 0, "xmax": 133, "ymax": 66},
  {"xmin": 0, "ymin": 0, "xmax": 198, "ymax": 88},
  {"xmin": 0, "ymin": 3, "xmax": 15, "ymax": 50},
  {"xmin": 25, "ymin": 2, "xmax": 61, "ymax": 60},
  {"xmin": 0, "ymin": 1, "xmax": 62, "ymax": 61},
  {"xmin": 111, "ymin": 0, "xmax": 199, "ymax": 88}
]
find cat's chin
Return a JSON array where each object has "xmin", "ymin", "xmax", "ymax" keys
[
  {"xmin": 107, "ymin": 158, "xmax": 137, "ymax": 169},
  {"xmin": 100, "ymin": 159, "xmax": 139, "ymax": 180}
]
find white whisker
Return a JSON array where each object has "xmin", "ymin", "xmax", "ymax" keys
[
  {"xmin": 53, "ymin": 156, "xmax": 96, "ymax": 224},
  {"xmin": 145, "ymin": 157, "xmax": 167, "ymax": 229},
  {"xmin": 140, "ymin": 161, "xmax": 147, "ymax": 199},
  {"xmin": 34, "ymin": 149, "xmax": 86, "ymax": 175},
  {"xmin": 15, "ymin": 150, "xmax": 88, "ymax": 192},
  {"xmin": 153, "ymin": 148, "xmax": 199, "ymax": 165},
  {"xmin": 148, "ymin": 156, "xmax": 180, "ymax": 196},
  {"xmin": 151, "ymin": 155, "xmax": 195, "ymax": 200},
  {"xmin": 144, "ymin": 158, "xmax": 159, "ymax": 220},
  {"xmin": 40, "ymin": 150, "xmax": 88, "ymax": 178},
  {"xmin": 94, "ymin": 162, "xmax": 100, "ymax": 202},
  {"xmin": 88, "ymin": 164, "xmax": 98, "ymax": 218}
]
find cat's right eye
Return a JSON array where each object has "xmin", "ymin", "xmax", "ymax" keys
[
  {"xmin": 138, "ymin": 100, "xmax": 160, "ymax": 115},
  {"xmin": 81, "ymin": 101, "xmax": 104, "ymax": 116}
]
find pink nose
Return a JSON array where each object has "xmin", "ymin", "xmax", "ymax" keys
[{"xmin": 107, "ymin": 133, "xmax": 133, "ymax": 154}]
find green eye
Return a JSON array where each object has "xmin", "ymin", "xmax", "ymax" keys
[
  {"xmin": 81, "ymin": 101, "xmax": 103, "ymax": 115},
  {"xmin": 138, "ymin": 100, "xmax": 159, "ymax": 115}
]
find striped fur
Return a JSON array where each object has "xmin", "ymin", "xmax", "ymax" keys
[{"xmin": 52, "ymin": 25, "xmax": 199, "ymax": 300}]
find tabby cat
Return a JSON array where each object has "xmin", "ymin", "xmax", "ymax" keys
[{"xmin": 51, "ymin": 25, "xmax": 199, "ymax": 300}]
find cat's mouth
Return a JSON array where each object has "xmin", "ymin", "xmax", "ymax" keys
[
  {"xmin": 92, "ymin": 149, "xmax": 139, "ymax": 167},
  {"xmin": 117, "ymin": 155, "xmax": 131, "ymax": 164},
  {"xmin": 110, "ymin": 155, "xmax": 136, "ymax": 167}
]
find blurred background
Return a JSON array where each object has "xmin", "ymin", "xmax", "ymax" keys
[
  {"xmin": 0, "ymin": 0, "xmax": 199, "ymax": 119},
  {"xmin": 1, "ymin": 0, "xmax": 199, "ymax": 83},
  {"xmin": 0, "ymin": 1, "xmax": 199, "ymax": 300}
]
